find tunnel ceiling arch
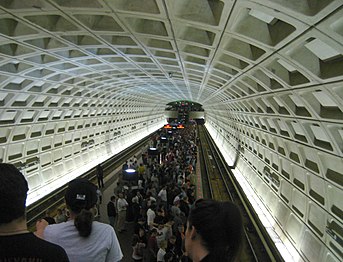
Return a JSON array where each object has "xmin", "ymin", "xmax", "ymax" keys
[
  {"xmin": 0, "ymin": 1, "xmax": 342, "ymax": 260},
  {"xmin": 0, "ymin": 0, "xmax": 340, "ymax": 109},
  {"xmin": 0, "ymin": 0, "xmax": 342, "ymax": 192}
]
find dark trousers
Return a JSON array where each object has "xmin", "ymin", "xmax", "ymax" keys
[{"xmin": 98, "ymin": 176, "xmax": 104, "ymax": 188}]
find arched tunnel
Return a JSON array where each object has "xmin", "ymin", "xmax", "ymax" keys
[{"xmin": 0, "ymin": 1, "xmax": 342, "ymax": 261}]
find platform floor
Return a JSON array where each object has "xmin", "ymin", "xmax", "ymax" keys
[{"xmin": 97, "ymin": 170, "xmax": 135, "ymax": 261}]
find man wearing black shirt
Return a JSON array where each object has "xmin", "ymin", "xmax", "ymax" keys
[
  {"xmin": 96, "ymin": 164, "xmax": 104, "ymax": 188},
  {"xmin": 0, "ymin": 163, "xmax": 69, "ymax": 262},
  {"xmin": 107, "ymin": 195, "xmax": 117, "ymax": 228}
]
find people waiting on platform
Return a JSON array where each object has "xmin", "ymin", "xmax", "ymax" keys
[
  {"xmin": 115, "ymin": 125, "xmax": 199, "ymax": 261},
  {"xmin": 157, "ymin": 184, "xmax": 168, "ymax": 209},
  {"xmin": 55, "ymin": 208, "xmax": 68, "ymax": 224},
  {"xmin": 96, "ymin": 164, "xmax": 104, "ymax": 189},
  {"xmin": 157, "ymin": 240, "xmax": 167, "ymax": 262},
  {"xmin": 96, "ymin": 187, "xmax": 102, "ymax": 207},
  {"xmin": 147, "ymin": 228, "xmax": 158, "ymax": 262},
  {"xmin": 184, "ymin": 199, "xmax": 243, "ymax": 262},
  {"xmin": 156, "ymin": 222, "xmax": 173, "ymax": 248},
  {"xmin": 146, "ymin": 203, "xmax": 157, "ymax": 229},
  {"xmin": 116, "ymin": 192, "xmax": 128, "ymax": 233},
  {"xmin": 131, "ymin": 192, "xmax": 142, "ymax": 223},
  {"xmin": 33, "ymin": 124, "xmax": 202, "ymax": 261},
  {"xmin": 122, "ymin": 161, "xmax": 128, "ymax": 172},
  {"xmin": 0, "ymin": 163, "xmax": 69, "ymax": 262},
  {"xmin": 107, "ymin": 195, "xmax": 117, "ymax": 228},
  {"xmin": 36, "ymin": 178, "xmax": 123, "ymax": 262},
  {"xmin": 43, "ymin": 209, "xmax": 56, "ymax": 225},
  {"xmin": 132, "ymin": 234, "xmax": 146, "ymax": 262},
  {"xmin": 166, "ymin": 234, "xmax": 181, "ymax": 261}
]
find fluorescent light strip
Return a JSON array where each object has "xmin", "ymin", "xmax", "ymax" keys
[
  {"xmin": 205, "ymin": 122, "xmax": 303, "ymax": 261},
  {"xmin": 231, "ymin": 168, "xmax": 303, "ymax": 262},
  {"xmin": 26, "ymin": 121, "xmax": 166, "ymax": 206}
]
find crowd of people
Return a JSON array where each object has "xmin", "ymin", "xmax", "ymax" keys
[
  {"xmin": 104, "ymin": 126, "xmax": 243, "ymax": 262},
  {"xmin": 98, "ymin": 126, "xmax": 198, "ymax": 261},
  {"xmin": 0, "ymin": 125, "xmax": 244, "ymax": 262}
]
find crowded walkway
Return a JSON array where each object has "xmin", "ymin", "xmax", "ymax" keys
[
  {"xmin": 98, "ymin": 125, "xmax": 199, "ymax": 261},
  {"xmin": 42, "ymin": 124, "xmax": 200, "ymax": 261}
]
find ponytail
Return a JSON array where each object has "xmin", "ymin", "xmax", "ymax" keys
[{"xmin": 74, "ymin": 209, "xmax": 94, "ymax": 237}]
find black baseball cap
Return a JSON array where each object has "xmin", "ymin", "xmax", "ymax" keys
[{"xmin": 65, "ymin": 178, "xmax": 97, "ymax": 213}]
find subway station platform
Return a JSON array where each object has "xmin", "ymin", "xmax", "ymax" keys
[
  {"xmin": 98, "ymin": 174, "xmax": 134, "ymax": 262},
  {"xmin": 96, "ymin": 145, "xmax": 203, "ymax": 261}
]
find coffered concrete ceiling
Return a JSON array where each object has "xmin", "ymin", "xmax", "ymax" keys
[
  {"xmin": 0, "ymin": 0, "xmax": 340, "ymax": 108},
  {"xmin": 0, "ymin": 1, "xmax": 342, "ymax": 261}
]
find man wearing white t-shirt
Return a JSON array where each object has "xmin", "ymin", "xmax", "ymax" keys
[
  {"xmin": 146, "ymin": 204, "xmax": 157, "ymax": 229},
  {"xmin": 158, "ymin": 185, "xmax": 167, "ymax": 209}
]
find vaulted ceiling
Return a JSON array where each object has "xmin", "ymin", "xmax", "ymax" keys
[
  {"xmin": 0, "ymin": 0, "xmax": 340, "ymax": 109},
  {"xmin": 0, "ymin": 1, "xmax": 342, "ymax": 261}
]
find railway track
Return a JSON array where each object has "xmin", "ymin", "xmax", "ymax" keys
[{"xmin": 198, "ymin": 125, "xmax": 280, "ymax": 262}]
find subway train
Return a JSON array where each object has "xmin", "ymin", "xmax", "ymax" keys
[{"xmin": 0, "ymin": 1, "xmax": 342, "ymax": 261}]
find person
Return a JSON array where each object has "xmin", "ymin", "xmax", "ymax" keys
[
  {"xmin": 131, "ymin": 193, "xmax": 141, "ymax": 223},
  {"xmin": 184, "ymin": 199, "xmax": 243, "ymax": 262},
  {"xmin": 137, "ymin": 163, "xmax": 145, "ymax": 176},
  {"xmin": 157, "ymin": 240, "xmax": 167, "ymax": 262},
  {"xmin": 96, "ymin": 164, "xmax": 104, "ymax": 188},
  {"xmin": 0, "ymin": 163, "xmax": 69, "ymax": 262},
  {"xmin": 154, "ymin": 207, "xmax": 167, "ymax": 224},
  {"xmin": 179, "ymin": 196, "xmax": 190, "ymax": 218},
  {"xmin": 43, "ymin": 209, "xmax": 56, "ymax": 225},
  {"xmin": 156, "ymin": 222, "xmax": 172, "ymax": 248},
  {"xmin": 36, "ymin": 178, "xmax": 123, "ymax": 262},
  {"xmin": 96, "ymin": 186, "xmax": 103, "ymax": 205},
  {"xmin": 114, "ymin": 181, "xmax": 123, "ymax": 196},
  {"xmin": 146, "ymin": 203, "xmax": 157, "ymax": 229},
  {"xmin": 55, "ymin": 208, "xmax": 67, "ymax": 223},
  {"xmin": 107, "ymin": 196, "xmax": 117, "ymax": 228},
  {"xmin": 134, "ymin": 217, "xmax": 146, "ymax": 235},
  {"xmin": 147, "ymin": 228, "xmax": 158, "ymax": 262},
  {"xmin": 131, "ymin": 234, "xmax": 145, "ymax": 262},
  {"xmin": 122, "ymin": 161, "xmax": 128, "ymax": 173},
  {"xmin": 116, "ymin": 192, "xmax": 128, "ymax": 232},
  {"xmin": 166, "ymin": 235, "xmax": 181, "ymax": 261},
  {"xmin": 157, "ymin": 185, "xmax": 168, "ymax": 209}
]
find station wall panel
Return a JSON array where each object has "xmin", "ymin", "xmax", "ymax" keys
[{"xmin": 206, "ymin": 112, "xmax": 342, "ymax": 261}]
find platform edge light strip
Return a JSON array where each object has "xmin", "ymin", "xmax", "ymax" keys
[
  {"xmin": 25, "ymin": 123, "xmax": 165, "ymax": 206},
  {"xmin": 205, "ymin": 123, "xmax": 303, "ymax": 262}
]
